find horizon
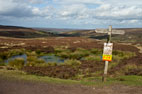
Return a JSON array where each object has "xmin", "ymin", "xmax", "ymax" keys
[
  {"xmin": 0, "ymin": 0, "xmax": 142, "ymax": 29},
  {"xmin": 1, "ymin": 24, "xmax": 142, "ymax": 30}
]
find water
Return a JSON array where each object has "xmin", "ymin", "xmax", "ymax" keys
[
  {"xmin": 5, "ymin": 54, "xmax": 27, "ymax": 63},
  {"xmin": 40, "ymin": 55, "xmax": 64, "ymax": 63},
  {"xmin": 5, "ymin": 54, "xmax": 64, "ymax": 63}
]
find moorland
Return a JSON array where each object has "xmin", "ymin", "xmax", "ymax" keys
[{"xmin": 0, "ymin": 25, "xmax": 142, "ymax": 94}]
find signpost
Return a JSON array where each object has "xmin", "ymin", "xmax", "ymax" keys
[
  {"xmin": 96, "ymin": 26, "xmax": 125, "ymax": 82},
  {"xmin": 102, "ymin": 43, "xmax": 113, "ymax": 61},
  {"xmin": 96, "ymin": 29, "xmax": 125, "ymax": 35}
]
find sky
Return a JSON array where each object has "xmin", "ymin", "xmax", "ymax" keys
[{"xmin": 0, "ymin": 0, "xmax": 142, "ymax": 29}]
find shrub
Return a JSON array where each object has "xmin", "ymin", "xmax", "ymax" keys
[
  {"xmin": 0, "ymin": 58, "xmax": 3, "ymax": 62},
  {"xmin": 90, "ymin": 48, "xmax": 102, "ymax": 55},
  {"xmin": 45, "ymin": 62, "xmax": 57, "ymax": 67},
  {"xmin": 27, "ymin": 56, "xmax": 38, "ymax": 62},
  {"xmin": 56, "ymin": 51, "xmax": 70, "ymax": 58},
  {"xmin": 8, "ymin": 58, "xmax": 25, "ymax": 70},
  {"xmin": 8, "ymin": 49, "xmax": 25, "ymax": 57},
  {"xmin": 84, "ymin": 55, "xmax": 101, "ymax": 61},
  {"xmin": 23, "ymin": 65, "xmax": 79, "ymax": 79},
  {"xmin": 43, "ymin": 46, "xmax": 55, "ymax": 53},
  {"xmin": 36, "ymin": 49, "xmax": 41, "ymax": 55},
  {"xmin": 0, "ymin": 62, "xmax": 5, "ymax": 66},
  {"xmin": 124, "ymin": 64, "xmax": 138, "ymax": 72},
  {"xmin": 113, "ymin": 50, "xmax": 135, "ymax": 60},
  {"xmin": 0, "ymin": 52, "xmax": 8, "ymax": 60},
  {"xmin": 112, "ymin": 55, "xmax": 123, "ymax": 62},
  {"xmin": 69, "ymin": 48, "xmax": 90, "ymax": 59},
  {"xmin": 0, "ymin": 57, "xmax": 5, "ymax": 66},
  {"xmin": 63, "ymin": 59, "xmax": 81, "ymax": 66},
  {"xmin": 26, "ymin": 59, "xmax": 46, "ymax": 67}
]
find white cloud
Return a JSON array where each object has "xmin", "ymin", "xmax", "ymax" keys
[
  {"xmin": 0, "ymin": 0, "xmax": 142, "ymax": 28},
  {"xmin": 58, "ymin": 4, "xmax": 89, "ymax": 20},
  {"xmin": 0, "ymin": 0, "xmax": 34, "ymax": 17},
  {"xmin": 54, "ymin": 0, "xmax": 103, "ymax": 4},
  {"xmin": 29, "ymin": 0, "xmax": 45, "ymax": 4},
  {"xmin": 0, "ymin": 0, "xmax": 52, "ymax": 18},
  {"xmin": 95, "ymin": 4, "xmax": 142, "ymax": 20}
]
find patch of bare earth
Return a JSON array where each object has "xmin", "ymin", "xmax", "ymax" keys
[{"xmin": 0, "ymin": 78, "xmax": 142, "ymax": 94}]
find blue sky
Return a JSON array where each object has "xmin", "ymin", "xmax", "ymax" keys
[{"xmin": 0, "ymin": 0, "xmax": 142, "ymax": 29}]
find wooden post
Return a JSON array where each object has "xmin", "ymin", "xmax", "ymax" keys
[{"xmin": 102, "ymin": 25, "xmax": 112, "ymax": 82}]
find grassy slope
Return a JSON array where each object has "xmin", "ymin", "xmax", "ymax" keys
[
  {"xmin": 0, "ymin": 25, "xmax": 56, "ymax": 38},
  {"xmin": 0, "ymin": 69, "xmax": 142, "ymax": 86}
]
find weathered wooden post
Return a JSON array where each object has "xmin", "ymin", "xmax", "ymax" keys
[
  {"xmin": 96, "ymin": 26, "xmax": 125, "ymax": 82},
  {"xmin": 102, "ymin": 25, "xmax": 112, "ymax": 82}
]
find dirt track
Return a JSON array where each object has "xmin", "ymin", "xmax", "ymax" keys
[{"xmin": 0, "ymin": 78, "xmax": 142, "ymax": 94}]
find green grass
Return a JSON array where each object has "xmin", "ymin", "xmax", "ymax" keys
[
  {"xmin": 0, "ymin": 69, "xmax": 142, "ymax": 86},
  {"xmin": 8, "ymin": 58, "xmax": 25, "ymax": 70},
  {"xmin": 84, "ymin": 55, "xmax": 101, "ymax": 61},
  {"xmin": 117, "ymin": 75, "xmax": 142, "ymax": 86},
  {"xmin": 0, "ymin": 69, "xmax": 79, "ymax": 85}
]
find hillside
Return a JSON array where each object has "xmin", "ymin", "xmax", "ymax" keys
[
  {"xmin": 0, "ymin": 25, "xmax": 56, "ymax": 38},
  {"xmin": 60, "ymin": 28, "xmax": 142, "ymax": 43},
  {"xmin": 35, "ymin": 28, "xmax": 74, "ymax": 33}
]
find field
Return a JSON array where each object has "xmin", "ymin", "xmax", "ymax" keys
[{"xmin": 0, "ymin": 25, "xmax": 142, "ymax": 94}]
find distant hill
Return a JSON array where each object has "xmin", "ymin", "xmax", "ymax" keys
[
  {"xmin": 34, "ymin": 28, "xmax": 77, "ymax": 33},
  {"xmin": 60, "ymin": 28, "xmax": 142, "ymax": 43},
  {"xmin": 0, "ymin": 25, "xmax": 56, "ymax": 38}
]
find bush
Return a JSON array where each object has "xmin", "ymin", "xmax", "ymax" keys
[
  {"xmin": 26, "ymin": 59, "xmax": 46, "ymax": 67},
  {"xmin": 8, "ymin": 58, "xmax": 25, "ymax": 70},
  {"xmin": 0, "ymin": 57, "xmax": 5, "ymax": 66},
  {"xmin": 84, "ymin": 55, "xmax": 101, "ymax": 61},
  {"xmin": 63, "ymin": 59, "xmax": 81, "ymax": 66},
  {"xmin": 23, "ymin": 65, "xmax": 79, "ymax": 79},
  {"xmin": 7, "ymin": 49, "xmax": 25, "ymax": 57},
  {"xmin": 27, "ymin": 56, "xmax": 37, "ymax": 62},
  {"xmin": 56, "ymin": 51, "xmax": 70, "ymax": 58},
  {"xmin": 69, "ymin": 48, "xmax": 90, "ymax": 59},
  {"xmin": 90, "ymin": 48, "xmax": 102, "ymax": 55},
  {"xmin": 36, "ymin": 49, "xmax": 41, "ymax": 55},
  {"xmin": 0, "ymin": 52, "xmax": 8, "ymax": 60},
  {"xmin": 43, "ymin": 62, "xmax": 57, "ymax": 67},
  {"xmin": 0, "ymin": 63, "xmax": 5, "ymax": 66},
  {"xmin": 113, "ymin": 50, "xmax": 135, "ymax": 60}
]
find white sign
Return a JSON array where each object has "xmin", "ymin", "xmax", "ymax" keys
[
  {"xmin": 102, "ymin": 43, "xmax": 113, "ymax": 61},
  {"xmin": 103, "ymin": 43, "xmax": 113, "ymax": 55},
  {"xmin": 95, "ymin": 29, "xmax": 125, "ymax": 35}
]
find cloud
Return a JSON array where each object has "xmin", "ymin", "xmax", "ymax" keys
[
  {"xmin": 0, "ymin": 0, "xmax": 142, "ymax": 28},
  {"xmin": 58, "ymin": 4, "xmax": 89, "ymax": 20},
  {"xmin": 0, "ymin": 0, "xmax": 34, "ymax": 17},
  {"xmin": 94, "ymin": 4, "xmax": 142, "ymax": 20},
  {"xmin": 29, "ymin": 0, "xmax": 45, "ymax": 4},
  {"xmin": 0, "ymin": 0, "xmax": 52, "ymax": 18},
  {"xmin": 54, "ymin": 0, "xmax": 103, "ymax": 4}
]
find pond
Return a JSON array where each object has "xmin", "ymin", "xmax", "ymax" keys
[
  {"xmin": 5, "ymin": 54, "xmax": 65, "ymax": 64},
  {"xmin": 5, "ymin": 54, "xmax": 27, "ymax": 63},
  {"xmin": 40, "ymin": 55, "xmax": 65, "ymax": 63}
]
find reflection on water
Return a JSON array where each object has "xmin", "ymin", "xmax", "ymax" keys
[
  {"xmin": 40, "ymin": 55, "xmax": 64, "ymax": 63},
  {"xmin": 5, "ymin": 54, "xmax": 27, "ymax": 63},
  {"xmin": 5, "ymin": 54, "xmax": 64, "ymax": 63}
]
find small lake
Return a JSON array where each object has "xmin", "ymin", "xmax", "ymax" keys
[
  {"xmin": 5, "ymin": 54, "xmax": 65, "ymax": 64},
  {"xmin": 40, "ymin": 55, "xmax": 65, "ymax": 63},
  {"xmin": 5, "ymin": 54, "xmax": 27, "ymax": 63}
]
